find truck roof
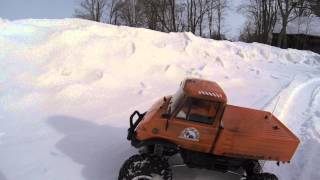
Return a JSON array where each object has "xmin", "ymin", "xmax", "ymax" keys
[{"xmin": 182, "ymin": 78, "xmax": 227, "ymax": 103}]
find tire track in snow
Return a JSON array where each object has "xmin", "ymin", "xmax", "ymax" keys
[
  {"xmin": 259, "ymin": 76, "xmax": 295, "ymax": 110},
  {"xmin": 265, "ymin": 75, "xmax": 320, "ymax": 180},
  {"xmin": 287, "ymin": 80, "xmax": 320, "ymax": 180},
  {"xmin": 278, "ymin": 77, "xmax": 320, "ymax": 129}
]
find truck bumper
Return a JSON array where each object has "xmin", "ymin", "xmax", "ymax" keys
[{"xmin": 127, "ymin": 110, "xmax": 146, "ymax": 147}]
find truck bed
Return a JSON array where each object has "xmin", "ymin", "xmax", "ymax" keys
[{"xmin": 213, "ymin": 105, "xmax": 300, "ymax": 162}]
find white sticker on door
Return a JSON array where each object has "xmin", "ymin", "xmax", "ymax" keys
[{"xmin": 179, "ymin": 127, "xmax": 200, "ymax": 142}]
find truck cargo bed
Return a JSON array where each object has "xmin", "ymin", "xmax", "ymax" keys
[{"xmin": 214, "ymin": 105, "xmax": 300, "ymax": 162}]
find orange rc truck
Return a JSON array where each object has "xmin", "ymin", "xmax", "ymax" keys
[{"xmin": 119, "ymin": 78, "xmax": 300, "ymax": 180}]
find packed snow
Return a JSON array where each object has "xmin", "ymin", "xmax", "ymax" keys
[{"xmin": 0, "ymin": 18, "xmax": 320, "ymax": 180}]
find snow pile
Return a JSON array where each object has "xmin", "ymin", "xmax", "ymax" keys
[{"xmin": 0, "ymin": 18, "xmax": 320, "ymax": 180}]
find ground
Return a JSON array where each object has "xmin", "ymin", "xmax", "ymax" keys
[{"xmin": 0, "ymin": 18, "xmax": 320, "ymax": 180}]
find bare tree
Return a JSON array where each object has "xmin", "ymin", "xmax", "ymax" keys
[
  {"xmin": 261, "ymin": 0, "xmax": 278, "ymax": 43},
  {"xmin": 184, "ymin": 0, "xmax": 228, "ymax": 38},
  {"xmin": 215, "ymin": 0, "xmax": 228, "ymax": 40},
  {"xmin": 74, "ymin": 0, "xmax": 106, "ymax": 22},
  {"xmin": 186, "ymin": 0, "xmax": 203, "ymax": 34},
  {"xmin": 239, "ymin": 0, "xmax": 278, "ymax": 44},
  {"xmin": 140, "ymin": 0, "xmax": 159, "ymax": 30},
  {"xmin": 104, "ymin": 0, "xmax": 230, "ymax": 39},
  {"xmin": 117, "ymin": 0, "xmax": 135, "ymax": 26},
  {"xmin": 175, "ymin": 3, "xmax": 188, "ymax": 31},
  {"xmin": 308, "ymin": 0, "xmax": 320, "ymax": 16},
  {"xmin": 109, "ymin": 0, "xmax": 146, "ymax": 27},
  {"xmin": 239, "ymin": 20, "xmax": 256, "ymax": 42},
  {"xmin": 185, "ymin": 0, "xmax": 218, "ymax": 36},
  {"xmin": 109, "ymin": 0, "xmax": 121, "ymax": 24},
  {"xmin": 276, "ymin": 0, "xmax": 307, "ymax": 48},
  {"xmin": 169, "ymin": 0, "xmax": 177, "ymax": 31},
  {"xmin": 207, "ymin": 0, "xmax": 216, "ymax": 38},
  {"xmin": 142, "ymin": 0, "xmax": 184, "ymax": 32},
  {"xmin": 157, "ymin": 0, "xmax": 175, "ymax": 32},
  {"xmin": 145, "ymin": 0, "xmax": 171, "ymax": 32}
]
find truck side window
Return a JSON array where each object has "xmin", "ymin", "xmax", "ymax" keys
[
  {"xmin": 169, "ymin": 87, "xmax": 184, "ymax": 114},
  {"xmin": 176, "ymin": 98, "xmax": 219, "ymax": 124},
  {"xmin": 176, "ymin": 99, "xmax": 191, "ymax": 119}
]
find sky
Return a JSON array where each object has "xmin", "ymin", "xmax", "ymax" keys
[
  {"xmin": 0, "ymin": 0, "xmax": 77, "ymax": 20},
  {"xmin": 225, "ymin": 0, "xmax": 246, "ymax": 39},
  {"xmin": 0, "ymin": 0, "xmax": 245, "ymax": 39}
]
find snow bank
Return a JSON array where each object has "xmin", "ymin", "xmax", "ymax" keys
[{"xmin": 0, "ymin": 18, "xmax": 320, "ymax": 180}]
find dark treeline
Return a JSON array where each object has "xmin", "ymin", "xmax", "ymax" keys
[
  {"xmin": 74, "ymin": 0, "xmax": 320, "ymax": 48},
  {"xmin": 74, "ymin": 0, "xmax": 228, "ymax": 40},
  {"xmin": 239, "ymin": 0, "xmax": 319, "ymax": 48}
]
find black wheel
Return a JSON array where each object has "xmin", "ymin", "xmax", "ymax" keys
[
  {"xmin": 244, "ymin": 160, "xmax": 262, "ymax": 177},
  {"xmin": 248, "ymin": 173, "xmax": 278, "ymax": 180},
  {"xmin": 118, "ymin": 154, "xmax": 172, "ymax": 180}
]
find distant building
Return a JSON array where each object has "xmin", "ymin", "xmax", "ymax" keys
[{"xmin": 272, "ymin": 16, "xmax": 320, "ymax": 54}]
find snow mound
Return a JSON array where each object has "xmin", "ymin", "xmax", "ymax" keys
[{"xmin": 0, "ymin": 18, "xmax": 320, "ymax": 180}]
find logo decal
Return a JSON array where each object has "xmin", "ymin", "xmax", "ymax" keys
[{"xmin": 179, "ymin": 127, "xmax": 200, "ymax": 141}]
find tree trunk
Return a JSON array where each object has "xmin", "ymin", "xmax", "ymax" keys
[
  {"xmin": 277, "ymin": 17, "xmax": 288, "ymax": 48},
  {"xmin": 217, "ymin": 0, "xmax": 222, "ymax": 40},
  {"xmin": 170, "ymin": 0, "xmax": 177, "ymax": 31}
]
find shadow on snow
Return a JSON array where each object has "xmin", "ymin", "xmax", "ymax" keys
[{"xmin": 47, "ymin": 115, "xmax": 135, "ymax": 180}]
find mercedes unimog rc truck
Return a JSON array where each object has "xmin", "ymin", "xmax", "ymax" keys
[{"xmin": 119, "ymin": 78, "xmax": 300, "ymax": 180}]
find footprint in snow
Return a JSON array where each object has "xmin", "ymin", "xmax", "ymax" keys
[
  {"xmin": 164, "ymin": 65, "xmax": 170, "ymax": 72},
  {"xmin": 198, "ymin": 64, "xmax": 206, "ymax": 71},
  {"xmin": 215, "ymin": 57, "xmax": 224, "ymax": 67},
  {"xmin": 285, "ymin": 53, "xmax": 297, "ymax": 64},
  {"xmin": 95, "ymin": 70, "xmax": 104, "ymax": 79},
  {"xmin": 123, "ymin": 42, "xmax": 136, "ymax": 57},
  {"xmin": 130, "ymin": 42, "xmax": 136, "ymax": 54},
  {"xmin": 137, "ymin": 82, "xmax": 147, "ymax": 95},
  {"xmin": 236, "ymin": 50, "xmax": 244, "ymax": 58},
  {"xmin": 84, "ymin": 70, "xmax": 104, "ymax": 83},
  {"xmin": 203, "ymin": 51, "xmax": 210, "ymax": 58},
  {"xmin": 270, "ymin": 75, "xmax": 279, "ymax": 79},
  {"xmin": 137, "ymin": 89, "xmax": 143, "ymax": 95},
  {"xmin": 61, "ymin": 68, "xmax": 72, "ymax": 76},
  {"xmin": 140, "ymin": 82, "xmax": 146, "ymax": 88},
  {"xmin": 259, "ymin": 49, "xmax": 269, "ymax": 59}
]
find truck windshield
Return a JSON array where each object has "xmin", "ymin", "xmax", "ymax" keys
[
  {"xmin": 168, "ymin": 87, "xmax": 184, "ymax": 114},
  {"xmin": 176, "ymin": 98, "xmax": 220, "ymax": 124}
]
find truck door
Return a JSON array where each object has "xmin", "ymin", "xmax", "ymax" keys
[{"xmin": 166, "ymin": 97, "xmax": 221, "ymax": 153}]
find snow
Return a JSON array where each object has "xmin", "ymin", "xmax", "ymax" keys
[{"xmin": 0, "ymin": 18, "xmax": 320, "ymax": 180}]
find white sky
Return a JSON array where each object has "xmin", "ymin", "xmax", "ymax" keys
[
  {"xmin": 225, "ymin": 0, "xmax": 246, "ymax": 39},
  {"xmin": 0, "ymin": 0, "xmax": 246, "ymax": 39},
  {"xmin": 0, "ymin": 0, "xmax": 77, "ymax": 19}
]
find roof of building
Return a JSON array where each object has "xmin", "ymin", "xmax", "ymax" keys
[{"xmin": 273, "ymin": 16, "xmax": 320, "ymax": 37}]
